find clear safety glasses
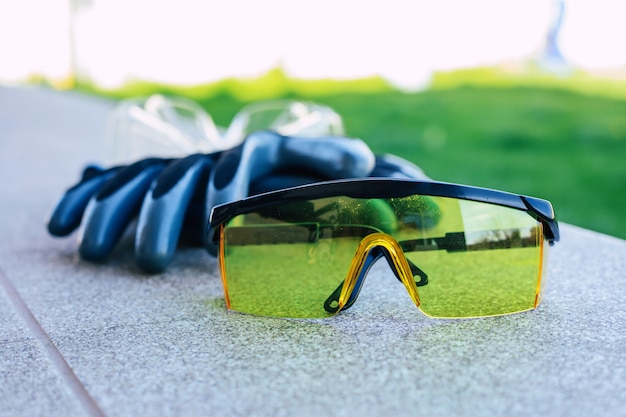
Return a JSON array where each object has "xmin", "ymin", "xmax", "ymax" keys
[{"xmin": 208, "ymin": 178, "xmax": 559, "ymax": 319}]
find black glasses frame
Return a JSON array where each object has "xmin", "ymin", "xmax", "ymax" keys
[{"xmin": 206, "ymin": 178, "xmax": 560, "ymax": 253}]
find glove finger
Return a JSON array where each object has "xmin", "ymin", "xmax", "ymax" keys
[
  {"xmin": 249, "ymin": 173, "xmax": 323, "ymax": 195},
  {"xmin": 47, "ymin": 166, "xmax": 120, "ymax": 236},
  {"xmin": 370, "ymin": 154, "xmax": 430, "ymax": 180},
  {"xmin": 280, "ymin": 134, "xmax": 374, "ymax": 178},
  {"xmin": 135, "ymin": 154, "xmax": 213, "ymax": 273},
  {"xmin": 249, "ymin": 152, "xmax": 430, "ymax": 194},
  {"xmin": 78, "ymin": 158, "xmax": 167, "ymax": 261}
]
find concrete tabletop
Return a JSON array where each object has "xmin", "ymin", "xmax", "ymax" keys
[{"xmin": 1, "ymin": 86, "xmax": 625, "ymax": 417}]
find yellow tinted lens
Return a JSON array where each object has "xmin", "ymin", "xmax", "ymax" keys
[
  {"xmin": 219, "ymin": 194, "xmax": 545, "ymax": 319},
  {"xmin": 394, "ymin": 196, "xmax": 544, "ymax": 318},
  {"xmin": 222, "ymin": 225, "xmax": 360, "ymax": 318}
]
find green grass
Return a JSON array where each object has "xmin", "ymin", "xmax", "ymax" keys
[{"xmin": 76, "ymin": 69, "xmax": 626, "ymax": 240}]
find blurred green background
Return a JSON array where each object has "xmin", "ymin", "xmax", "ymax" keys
[{"xmin": 81, "ymin": 68, "xmax": 626, "ymax": 240}]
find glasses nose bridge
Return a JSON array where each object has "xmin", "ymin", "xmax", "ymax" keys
[{"xmin": 338, "ymin": 233, "xmax": 421, "ymax": 311}]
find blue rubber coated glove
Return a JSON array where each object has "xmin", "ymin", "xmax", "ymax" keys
[{"xmin": 48, "ymin": 132, "xmax": 387, "ymax": 273}]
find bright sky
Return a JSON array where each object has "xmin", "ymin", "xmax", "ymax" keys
[{"xmin": 1, "ymin": 0, "xmax": 625, "ymax": 89}]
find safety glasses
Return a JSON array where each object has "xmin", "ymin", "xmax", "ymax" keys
[{"xmin": 207, "ymin": 178, "xmax": 559, "ymax": 319}]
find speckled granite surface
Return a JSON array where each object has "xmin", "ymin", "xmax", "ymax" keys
[{"xmin": 1, "ymin": 86, "xmax": 625, "ymax": 417}]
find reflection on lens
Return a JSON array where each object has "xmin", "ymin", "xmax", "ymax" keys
[{"xmin": 397, "ymin": 197, "xmax": 544, "ymax": 318}]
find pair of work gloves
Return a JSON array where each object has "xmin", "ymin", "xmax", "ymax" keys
[{"xmin": 47, "ymin": 97, "xmax": 427, "ymax": 273}]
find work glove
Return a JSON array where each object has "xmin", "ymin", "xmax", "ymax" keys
[{"xmin": 47, "ymin": 97, "xmax": 399, "ymax": 273}]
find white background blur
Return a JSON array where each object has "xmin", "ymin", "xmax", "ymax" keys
[{"xmin": 1, "ymin": 0, "xmax": 625, "ymax": 89}]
